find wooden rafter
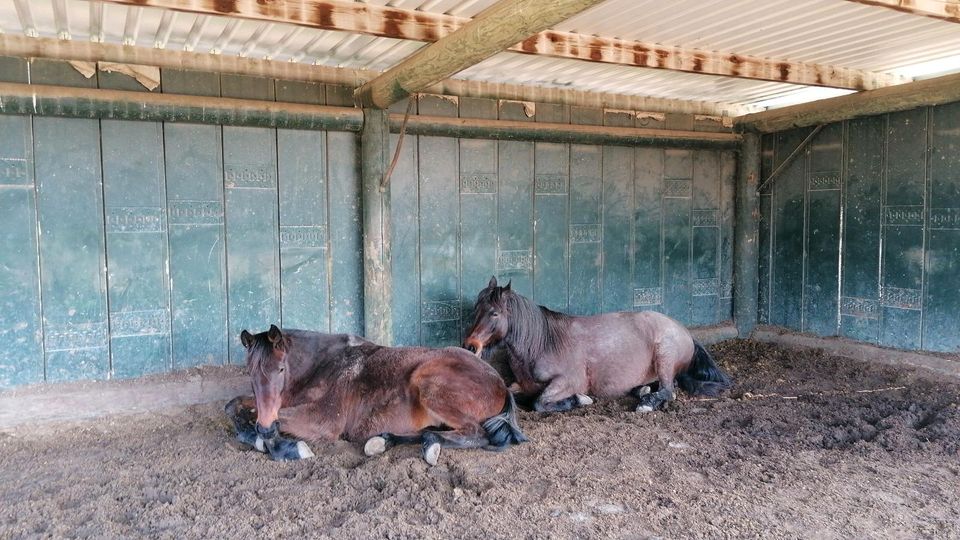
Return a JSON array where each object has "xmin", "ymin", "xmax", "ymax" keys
[
  {"xmin": 355, "ymin": 0, "xmax": 607, "ymax": 108},
  {"xmin": 96, "ymin": 0, "xmax": 908, "ymax": 90},
  {"xmin": 844, "ymin": 0, "xmax": 960, "ymax": 23}
]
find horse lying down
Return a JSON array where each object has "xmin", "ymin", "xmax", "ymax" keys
[
  {"xmin": 463, "ymin": 277, "xmax": 733, "ymax": 413},
  {"xmin": 225, "ymin": 325, "xmax": 527, "ymax": 464}
]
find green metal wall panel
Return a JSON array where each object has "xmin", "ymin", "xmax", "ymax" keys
[
  {"xmin": 34, "ymin": 116, "xmax": 109, "ymax": 382},
  {"xmin": 719, "ymin": 152, "xmax": 736, "ymax": 321},
  {"xmin": 691, "ymin": 150, "xmax": 721, "ymax": 326},
  {"xmin": 633, "ymin": 147, "xmax": 663, "ymax": 314},
  {"xmin": 804, "ymin": 123, "xmax": 842, "ymax": 336},
  {"xmin": 162, "ymin": 71, "xmax": 227, "ymax": 369},
  {"xmin": 533, "ymin": 103, "xmax": 570, "ymax": 311},
  {"xmin": 325, "ymin": 86, "xmax": 364, "ymax": 336},
  {"xmin": 458, "ymin": 98, "xmax": 499, "ymax": 335},
  {"xmin": 276, "ymin": 82, "xmax": 330, "ymax": 331},
  {"xmin": 100, "ymin": 118, "xmax": 171, "ymax": 378},
  {"xmin": 568, "ymin": 107, "xmax": 604, "ymax": 316},
  {"xmin": 762, "ymin": 100, "xmax": 960, "ymax": 354},
  {"xmin": 497, "ymin": 101, "xmax": 535, "ymax": 298},
  {"xmin": 389, "ymin": 98, "xmax": 421, "ymax": 346},
  {"xmin": 601, "ymin": 111, "xmax": 635, "ymax": 313},
  {"xmin": 662, "ymin": 149, "xmax": 693, "ymax": 323},
  {"xmin": 418, "ymin": 95, "xmax": 461, "ymax": 347},
  {"xmin": 925, "ymin": 102, "xmax": 960, "ymax": 352}
]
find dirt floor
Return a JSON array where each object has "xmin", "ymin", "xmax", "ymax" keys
[{"xmin": 1, "ymin": 340, "xmax": 959, "ymax": 539}]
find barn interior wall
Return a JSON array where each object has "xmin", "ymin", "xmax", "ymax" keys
[
  {"xmin": 0, "ymin": 56, "xmax": 735, "ymax": 389},
  {"xmin": 758, "ymin": 101, "xmax": 960, "ymax": 353},
  {"xmin": 387, "ymin": 95, "xmax": 736, "ymax": 348}
]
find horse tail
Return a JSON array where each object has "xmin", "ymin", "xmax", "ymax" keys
[
  {"xmin": 676, "ymin": 342, "xmax": 732, "ymax": 397},
  {"xmin": 482, "ymin": 391, "xmax": 528, "ymax": 450}
]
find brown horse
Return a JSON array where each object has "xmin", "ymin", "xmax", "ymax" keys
[
  {"xmin": 225, "ymin": 325, "xmax": 526, "ymax": 464},
  {"xmin": 463, "ymin": 277, "xmax": 731, "ymax": 413}
]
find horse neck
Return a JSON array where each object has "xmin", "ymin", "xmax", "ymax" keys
[{"xmin": 505, "ymin": 300, "xmax": 567, "ymax": 365}]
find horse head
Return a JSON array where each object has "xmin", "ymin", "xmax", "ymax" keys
[
  {"xmin": 463, "ymin": 276, "xmax": 512, "ymax": 357},
  {"xmin": 240, "ymin": 324, "xmax": 289, "ymax": 433}
]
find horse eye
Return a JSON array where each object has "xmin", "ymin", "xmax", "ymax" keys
[
  {"xmin": 278, "ymin": 366, "xmax": 285, "ymax": 373},
  {"xmin": 492, "ymin": 311, "xmax": 500, "ymax": 317}
]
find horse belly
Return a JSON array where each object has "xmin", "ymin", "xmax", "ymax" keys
[{"xmin": 570, "ymin": 320, "xmax": 657, "ymax": 398}]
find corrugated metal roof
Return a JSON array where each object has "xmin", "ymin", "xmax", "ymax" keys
[{"xmin": 1, "ymin": 0, "xmax": 959, "ymax": 112}]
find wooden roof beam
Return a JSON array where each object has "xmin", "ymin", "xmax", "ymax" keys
[
  {"xmin": 735, "ymin": 70, "xmax": 960, "ymax": 133},
  {"xmin": 844, "ymin": 0, "xmax": 960, "ymax": 24},
  {"xmin": 97, "ymin": 0, "xmax": 908, "ymax": 91},
  {"xmin": 354, "ymin": 0, "xmax": 607, "ymax": 108}
]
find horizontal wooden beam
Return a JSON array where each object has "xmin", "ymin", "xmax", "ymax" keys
[
  {"xmin": 0, "ymin": 35, "xmax": 757, "ymax": 116},
  {"xmin": 96, "ymin": 0, "xmax": 905, "ymax": 90},
  {"xmin": 844, "ymin": 0, "xmax": 960, "ymax": 23},
  {"xmin": 390, "ymin": 114, "xmax": 741, "ymax": 149},
  {"xmin": 355, "ymin": 0, "xmax": 607, "ymax": 108},
  {"xmin": 0, "ymin": 82, "xmax": 365, "ymax": 130},
  {"xmin": 735, "ymin": 71, "xmax": 960, "ymax": 133}
]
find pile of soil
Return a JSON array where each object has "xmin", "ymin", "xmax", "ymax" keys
[{"xmin": 2, "ymin": 340, "xmax": 958, "ymax": 539}]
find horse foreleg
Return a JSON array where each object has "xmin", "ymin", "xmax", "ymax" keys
[
  {"xmin": 635, "ymin": 346, "xmax": 680, "ymax": 413},
  {"xmin": 224, "ymin": 396, "xmax": 260, "ymax": 448},
  {"xmin": 251, "ymin": 403, "xmax": 336, "ymax": 461},
  {"xmin": 533, "ymin": 377, "xmax": 592, "ymax": 413}
]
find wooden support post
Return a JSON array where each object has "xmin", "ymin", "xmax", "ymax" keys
[
  {"xmin": 360, "ymin": 108, "xmax": 393, "ymax": 344},
  {"xmin": 354, "ymin": 0, "xmax": 606, "ymax": 108},
  {"xmin": 734, "ymin": 132, "xmax": 761, "ymax": 337}
]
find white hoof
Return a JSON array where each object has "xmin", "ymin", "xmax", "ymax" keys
[
  {"xmin": 636, "ymin": 386, "xmax": 651, "ymax": 396},
  {"xmin": 636, "ymin": 405, "xmax": 654, "ymax": 413},
  {"xmin": 575, "ymin": 394, "xmax": 594, "ymax": 406},
  {"xmin": 296, "ymin": 441, "xmax": 315, "ymax": 459},
  {"xmin": 254, "ymin": 437, "xmax": 266, "ymax": 453},
  {"xmin": 364, "ymin": 436, "xmax": 388, "ymax": 456},
  {"xmin": 423, "ymin": 442, "xmax": 441, "ymax": 466}
]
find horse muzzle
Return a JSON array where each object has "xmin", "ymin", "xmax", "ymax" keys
[{"xmin": 463, "ymin": 337, "xmax": 485, "ymax": 358}]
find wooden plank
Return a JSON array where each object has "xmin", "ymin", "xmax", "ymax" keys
[
  {"xmin": 803, "ymin": 123, "xmax": 843, "ymax": 337},
  {"xmin": 325, "ymin": 86, "xmax": 364, "ymax": 335},
  {"xmin": 418, "ymin": 95, "xmax": 461, "ymax": 347},
  {"xmin": 34, "ymin": 116, "xmax": 109, "ymax": 383},
  {"xmin": 661, "ymin": 148, "xmax": 693, "ymax": 324},
  {"xmin": 95, "ymin": 1, "xmax": 904, "ymax": 91},
  {"xmin": 567, "ymin": 107, "xmax": 603, "ymax": 315},
  {"xmin": 633, "ymin": 145, "xmax": 663, "ymax": 314},
  {"xmin": 924, "ymin": 101, "xmax": 960, "ymax": 352},
  {"xmin": 840, "ymin": 116, "xmax": 883, "ymax": 343},
  {"xmin": 99, "ymin": 80, "xmax": 171, "ymax": 378},
  {"xmin": 601, "ymin": 110, "xmax": 635, "ymax": 313},
  {"xmin": 533, "ymin": 102, "xmax": 570, "ymax": 311},
  {"xmin": 738, "ymin": 72, "xmax": 960, "ymax": 134},
  {"xmin": 388, "ymin": 98, "xmax": 421, "ymax": 346},
  {"xmin": 844, "ymin": 0, "xmax": 960, "ymax": 23},
  {"xmin": 390, "ymin": 114, "xmax": 741, "ymax": 148},
  {"xmin": 498, "ymin": 100, "xmax": 536, "ymax": 298},
  {"xmin": 458, "ymin": 97, "xmax": 499, "ymax": 334},
  {"xmin": 355, "ymin": 0, "xmax": 607, "ymax": 107},
  {"xmin": 162, "ymin": 71, "xmax": 228, "ymax": 369},
  {"xmin": 276, "ymin": 82, "xmax": 330, "ymax": 332},
  {"xmin": 222, "ymin": 75, "xmax": 281, "ymax": 363},
  {"xmin": 691, "ymin": 150, "xmax": 721, "ymax": 326},
  {"xmin": 880, "ymin": 109, "xmax": 925, "ymax": 349},
  {"xmin": 0, "ymin": 57, "xmax": 42, "ymax": 387}
]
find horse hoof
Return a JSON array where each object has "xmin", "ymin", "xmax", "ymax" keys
[
  {"xmin": 423, "ymin": 442, "xmax": 441, "ymax": 466},
  {"xmin": 296, "ymin": 441, "xmax": 315, "ymax": 459},
  {"xmin": 364, "ymin": 436, "xmax": 388, "ymax": 457},
  {"xmin": 254, "ymin": 436, "xmax": 266, "ymax": 453},
  {"xmin": 575, "ymin": 394, "xmax": 594, "ymax": 406},
  {"xmin": 636, "ymin": 405, "xmax": 654, "ymax": 413},
  {"xmin": 636, "ymin": 385, "xmax": 651, "ymax": 396}
]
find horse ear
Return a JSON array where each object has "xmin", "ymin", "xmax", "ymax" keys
[
  {"xmin": 504, "ymin": 279, "xmax": 512, "ymax": 291},
  {"xmin": 488, "ymin": 275, "xmax": 498, "ymax": 289},
  {"xmin": 240, "ymin": 330, "xmax": 254, "ymax": 349},
  {"xmin": 268, "ymin": 324, "xmax": 283, "ymax": 346}
]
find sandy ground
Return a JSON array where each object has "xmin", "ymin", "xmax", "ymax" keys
[{"xmin": 1, "ymin": 339, "xmax": 959, "ymax": 539}]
